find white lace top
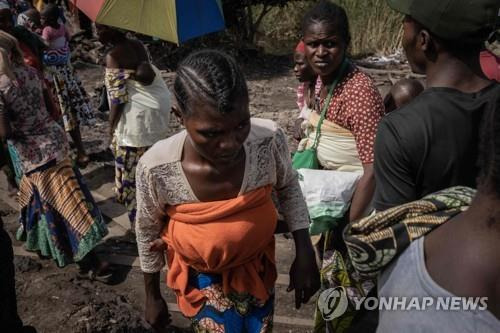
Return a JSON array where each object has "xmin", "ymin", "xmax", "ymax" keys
[{"xmin": 135, "ymin": 118, "xmax": 310, "ymax": 273}]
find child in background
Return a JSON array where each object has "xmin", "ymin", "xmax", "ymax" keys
[
  {"xmin": 384, "ymin": 78, "xmax": 424, "ymax": 113},
  {"xmin": 293, "ymin": 40, "xmax": 320, "ymax": 141},
  {"xmin": 40, "ymin": 3, "xmax": 94, "ymax": 167}
]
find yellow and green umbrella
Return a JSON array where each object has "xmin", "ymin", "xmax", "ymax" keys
[{"xmin": 71, "ymin": 0, "xmax": 225, "ymax": 44}]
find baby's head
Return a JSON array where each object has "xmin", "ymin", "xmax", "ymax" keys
[
  {"xmin": 135, "ymin": 62, "xmax": 155, "ymax": 86},
  {"xmin": 384, "ymin": 79, "xmax": 424, "ymax": 113}
]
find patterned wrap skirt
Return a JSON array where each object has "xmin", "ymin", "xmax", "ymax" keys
[
  {"xmin": 113, "ymin": 143, "xmax": 149, "ymax": 228},
  {"xmin": 189, "ymin": 271, "xmax": 274, "ymax": 333},
  {"xmin": 16, "ymin": 159, "xmax": 107, "ymax": 267},
  {"xmin": 45, "ymin": 63, "xmax": 95, "ymax": 132}
]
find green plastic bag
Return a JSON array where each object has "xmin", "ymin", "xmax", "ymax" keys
[{"xmin": 292, "ymin": 147, "xmax": 319, "ymax": 170}]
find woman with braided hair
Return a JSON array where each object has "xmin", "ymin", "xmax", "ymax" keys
[{"xmin": 135, "ymin": 49, "xmax": 320, "ymax": 332}]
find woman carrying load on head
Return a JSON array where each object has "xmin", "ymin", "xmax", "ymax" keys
[
  {"xmin": 298, "ymin": 1, "xmax": 385, "ymax": 331},
  {"xmin": 135, "ymin": 49, "xmax": 320, "ymax": 333}
]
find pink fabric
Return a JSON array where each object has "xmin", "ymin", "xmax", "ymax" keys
[
  {"xmin": 70, "ymin": 0, "xmax": 105, "ymax": 21},
  {"xmin": 42, "ymin": 24, "xmax": 66, "ymax": 41},
  {"xmin": 480, "ymin": 50, "xmax": 500, "ymax": 82},
  {"xmin": 296, "ymin": 76, "xmax": 322, "ymax": 113}
]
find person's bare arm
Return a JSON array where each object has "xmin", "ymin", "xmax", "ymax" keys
[
  {"xmin": 273, "ymin": 128, "xmax": 320, "ymax": 307},
  {"xmin": 105, "ymin": 53, "xmax": 125, "ymax": 136},
  {"xmin": 288, "ymin": 228, "xmax": 320, "ymax": 309},
  {"xmin": 349, "ymin": 163, "xmax": 375, "ymax": 221},
  {"xmin": 108, "ymin": 103, "xmax": 124, "ymax": 136},
  {"xmin": 136, "ymin": 161, "xmax": 171, "ymax": 331}
]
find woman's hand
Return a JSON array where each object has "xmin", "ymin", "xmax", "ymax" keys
[
  {"xmin": 149, "ymin": 239, "xmax": 167, "ymax": 252},
  {"xmin": 287, "ymin": 229, "xmax": 321, "ymax": 309},
  {"xmin": 293, "ymin": 118, "xmax": 304, "ymax": 141}
]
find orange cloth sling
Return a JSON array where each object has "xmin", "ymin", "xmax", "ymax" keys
[{"xmin": 161, "ymin": 185, "xmax": 278, "ymax": 317}]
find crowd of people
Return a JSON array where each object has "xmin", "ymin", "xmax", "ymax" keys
[{"xmin": 0, "ymin": 0, "xmax": 499, "ymax": 332}]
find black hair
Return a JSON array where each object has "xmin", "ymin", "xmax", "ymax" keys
[
  {"xmin": 477, "ymin": 91, "xmax": 500, "ymax": 197},
  {"xmin": 302, "ymin": 0, "xmax": 351, "ymax": 45},
  {"xmin": 41, "ymin": 3, "xmax": 59, "ymax": 20},
  {"xmin": 173, "ymin": 49, "xmax": 248, "ymax": 115}
]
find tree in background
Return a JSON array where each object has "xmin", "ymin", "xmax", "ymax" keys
[{"xmin": 223, "ymin": 0, "xmax": 299, "ymax": 44}]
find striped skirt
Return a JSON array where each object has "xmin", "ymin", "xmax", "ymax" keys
[{"xmin": 16, "ymin": 159, "xmax": 107, "ymax": 267}]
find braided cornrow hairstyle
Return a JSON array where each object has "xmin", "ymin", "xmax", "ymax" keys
[
  {"xmin": 477, "ymin": 92, "xmax": 500, "ymax": 196},
  {"xmin": 174, "ymin": 49, "xmax": 248, "ymax": 116},
  {"xmin": 302, "ymin": 0, "xmax": 351, "ymax": 46}
]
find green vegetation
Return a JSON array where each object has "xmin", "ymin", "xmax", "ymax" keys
[
  {"xmin": 253, "ymin": 0, "xmax": 403, "ymax": 56},
  {"xmin": 222, "ymin": 0, "xmax": 301, "ymax": 45},
  {"xmin": 336, "ymin": 0, "xmax": 403, "ymax": 56}
]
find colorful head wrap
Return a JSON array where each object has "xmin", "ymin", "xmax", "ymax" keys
[{"xmin": 295, "ymin": 40, "xmax": 306, "ymax": 53}]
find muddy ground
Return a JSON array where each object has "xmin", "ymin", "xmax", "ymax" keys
[{"xmin": 0, "ymin": 47, "xmax": 414, "ymax": 333}]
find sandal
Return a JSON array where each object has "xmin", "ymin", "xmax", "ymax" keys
[
  {"xmin": 77, "ymin": 260, "xmax": 115, "ymax": 284},
  {"xmin": 77, "ymin": 269, "xmax": 114, "ymax": 284}
]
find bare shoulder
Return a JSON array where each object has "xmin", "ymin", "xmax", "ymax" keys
[
  {"xmin": 105, "ymin": 47, "xmax": 123, "ymax": 68},
  {"xmin": 106, "ymin": 40, "xmax": 148, "ymax": 68}
]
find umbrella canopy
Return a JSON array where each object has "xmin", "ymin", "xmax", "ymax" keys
[{"xmin": 71, "ymin": 0, "xmax": 225, "ymax": 44}]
